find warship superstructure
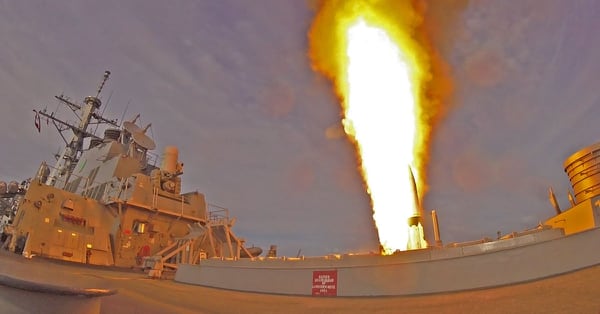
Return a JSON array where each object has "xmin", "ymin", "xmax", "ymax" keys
[{"xmin": 1, "ymin": 72, "xmax": 259, "ymax": 269}]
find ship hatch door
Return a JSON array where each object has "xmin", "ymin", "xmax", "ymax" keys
[{"xmin": 52, "ymin": 229, "xmax": 80, "ymax": 258}]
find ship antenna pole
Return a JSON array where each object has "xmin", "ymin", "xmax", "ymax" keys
[
  {"xmin": 96, "ymin": 70, "xmax": 111, "ymax": 97},
  {"xmin": 46, "ymin": 71, "xmax": 111, "ymax": 187},
  {"xmin": 93, "ymin": 90, "xmax": 114, "ymax": 136}
]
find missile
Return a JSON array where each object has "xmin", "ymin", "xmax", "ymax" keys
[
  {"xmin": 407, "ymin": 165, "xmax": 421, "ymax": 227},
  {"xmin": 407, "ymin": 165, "xmax": 428, "ymax": 250}
]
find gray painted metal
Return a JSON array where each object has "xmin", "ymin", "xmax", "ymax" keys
[
  {"xmin": 175, "ymin": 227, "xmax": 600, "ymax": 296},
  {"xmin": 0, "ymin": 274, "xmax": 115, "ymax": 314}
]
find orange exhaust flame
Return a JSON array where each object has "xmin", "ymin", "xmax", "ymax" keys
[{"xmin": 308, "ymin": 0, "xmax": 456, "ymax": 254}]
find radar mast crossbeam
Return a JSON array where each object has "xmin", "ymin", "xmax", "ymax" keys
[{"xmin": 44, "ymin": 71, "xmax": 115, "ymax": 186}]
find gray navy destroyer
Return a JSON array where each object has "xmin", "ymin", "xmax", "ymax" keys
[
  {"xmin": 1, "ymin": 71, "xmax": 260, "ymax": 275},
  {"xmin": 2, "ymin": 71, "xmax": 600, "ymax": 297}
]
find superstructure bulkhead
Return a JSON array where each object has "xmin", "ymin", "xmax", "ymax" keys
[{"xmin": 3, "ymin": 72, "xmax": 258, "ymax": 268}]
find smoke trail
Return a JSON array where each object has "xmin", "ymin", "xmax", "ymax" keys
[{"xmin": 308, "ymin": 0, "xmax": 468, "ymax": 251}]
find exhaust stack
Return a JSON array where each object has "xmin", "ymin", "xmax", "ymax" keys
[{"xmin": 431, "ymin": 210, "xmax": 443, "ymax": 247}]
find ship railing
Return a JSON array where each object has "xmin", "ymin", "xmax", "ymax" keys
[
  {"xmin": 207, "ymin": 204, "xmax": 230, "ymax": 225},
  {"xmin": 101, "ymin": 177, "xmax": 133, "ymax": 205},
  {"xmin": 140, "ymin": 150, "xmax": 159, "ymax": 171}
]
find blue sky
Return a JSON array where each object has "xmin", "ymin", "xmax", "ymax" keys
[{"xmin": 0, "ymin": 1, "xmax": 598, "ymax": 256}]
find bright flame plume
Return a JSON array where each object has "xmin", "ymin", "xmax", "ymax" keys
[{"xmin": 309, "ymin": 0, "xmax": 453, "ymax": 254}]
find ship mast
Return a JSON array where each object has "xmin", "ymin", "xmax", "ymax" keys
[{"xmin": 42, "ymin": 71, "xmax": 117, "ymax": 186}]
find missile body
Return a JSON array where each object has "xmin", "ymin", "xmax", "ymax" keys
[
  {"xmin": 407, "ymin": 166, "xmax": 422, "ymax": 227},
  {"xmin": 407, "ymin": 166, "xmax": 426, "ymax": 249}
]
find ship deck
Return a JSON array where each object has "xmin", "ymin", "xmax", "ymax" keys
[{"xmin": 0, "ymin": 249, "xmax": 598, "ymax": 313}]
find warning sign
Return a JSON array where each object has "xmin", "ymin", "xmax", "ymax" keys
[{"xmin": 312, "ymin": 270, "xmax": 338, "ymax": 296}]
